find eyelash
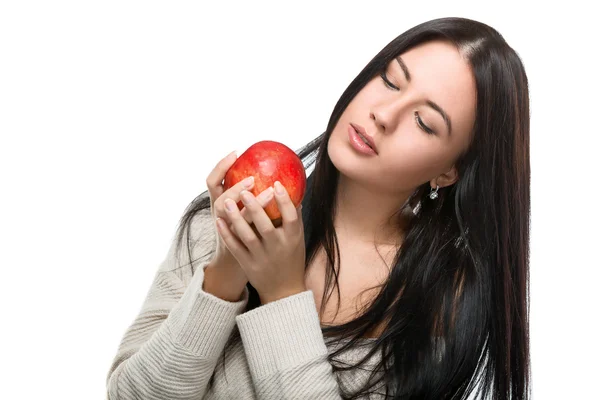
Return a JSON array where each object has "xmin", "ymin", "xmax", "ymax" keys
[{"xmin": 379, "ymin": 71, "xmax": 436, "ymax": 135}]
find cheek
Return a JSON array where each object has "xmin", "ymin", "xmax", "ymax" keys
[{"xmin": 381, "ymin": 140, "xmax": 450, "ymax": 186}]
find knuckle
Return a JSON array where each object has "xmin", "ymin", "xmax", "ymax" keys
[
  {"xmin": 262, "ymin": 227, "xmax": 276, "ymax": 236},
  {"xmin": 245, "ymin": 235, "xmax": 260, "ymax": 246},
  {"xmin": 215, "ymin": 211, "xmax": 226, "ymax": 221},
  {"xmin": 214, "ymin": 206, "xmax": 227, "ymax": 219}
]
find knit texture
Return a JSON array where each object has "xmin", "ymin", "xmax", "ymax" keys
[{"xmin": 106, "ymin": 209, "xmax": 385, "ymax": 399}]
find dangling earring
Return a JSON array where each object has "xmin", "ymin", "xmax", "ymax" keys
[{"xmin": 429, "ymin": 185, "xmax": 439, "ymax": 200}]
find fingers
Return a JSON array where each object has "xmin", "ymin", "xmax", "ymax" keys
[
  {"xmin": 239, "ymin": 188, "xmax": 277, "ymax": 240},
  {"xmin": 215, "ymin": 216, "xmax": 250, "ymax": 266},
  {"xmin": 223, "ymin": 187, "xmax": 273, "ymax": 235},
  {"xmin": 217, "ymin": 182, "xmax": 301, "ymax": 262},
  {"xmin": 232, "ymin": 187, "xmax": 275, "ymax": 236},
  {"xmin": 223, "ymin": 197, "xmax": 265, "ymax": 256},
  {"xmin": 240, "ymin": 186, "xmax": 275, "ymax": 222},
  {"xmin": 273, "ymin": 181, "xmax": 302, "ymax": 234},
  {"xmin": 213, "ymin": 175, "xmax": 255, "ymax": 219},
  {"xmin": 223, "ymin": 176, "xmax": 255, "ymax": 205},
  {"xmin": 206, "ymin": 151, "xmax": 237, "ymax": 202}
]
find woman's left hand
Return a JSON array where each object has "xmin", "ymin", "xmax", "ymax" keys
[{"xmin": 215, "ymin": 181, "xmax": 307, "ymax": 304}]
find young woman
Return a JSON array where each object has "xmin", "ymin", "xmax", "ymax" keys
[{"xmin": 106, "ymin": 17, "xmax": 531, "ymax": 399}]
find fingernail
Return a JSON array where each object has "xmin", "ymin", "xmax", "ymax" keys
[
  {"xmin": 274, "ymin": 181, "xmax": 285, "ymax": 195},
  {"xmin": 241, "ymin": 190, "xmax": 252, "ymax": 205},
  {"xmin": 242, "ymin": 176, "xmax": 254, "ymax": 188},
  {"xmin": 225, "ymin": 198, "xmax": 236, "ymax": 212},
  {"xmin": 258, "ymin": 187, "xmax": 275, "ymax": 202}
]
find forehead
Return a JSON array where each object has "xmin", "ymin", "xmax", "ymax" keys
[{"xmin": 395, "ymin": 41, "xmax": 477, "ymax": 142}]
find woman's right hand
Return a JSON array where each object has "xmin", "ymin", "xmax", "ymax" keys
[{"xmin": 205, "ymin": 151, "xmax": 275, "ymax": 278}]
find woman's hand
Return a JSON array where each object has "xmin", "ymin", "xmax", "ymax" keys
[
  {"xmin": 206, "ymin": 151, "xmax": 276, "ymax": 276},
  {"xmin": 215, "ymin": 180, "xmax": 307, "ymax": 304}
]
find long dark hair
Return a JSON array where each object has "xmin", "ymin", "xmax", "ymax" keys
[{"xmin": 173, "ymin": 17, "xmax": 530, "ymax": 399}]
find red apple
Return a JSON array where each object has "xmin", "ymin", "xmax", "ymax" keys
[{"xmin": 223, "ymin": 140, "xmax": 306, "ymax": 228}]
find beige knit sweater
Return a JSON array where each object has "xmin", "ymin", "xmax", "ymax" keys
[{"xmin": 106, "ymin": 209, "xmax": 385, "ymax": 399}]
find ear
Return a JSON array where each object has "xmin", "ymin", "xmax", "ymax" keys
[{"xmin": 430, "ymin": 165, "xmax": 459, "ymax": 189}]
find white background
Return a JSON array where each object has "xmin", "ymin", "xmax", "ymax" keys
[{"xmin": 1, "ymin": 1, "xmax": 598, "ymax": 398}]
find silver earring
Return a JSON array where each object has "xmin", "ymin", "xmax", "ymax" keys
[{"xmin": 429, "ymin": 185, "xmax": 439, "ymax": 200}]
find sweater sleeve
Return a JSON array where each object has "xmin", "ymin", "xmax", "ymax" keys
[
  {"xmin": 105, "ymin": 210, "xmax": 249, "ymax": 400},
  {"xmin": 235, "ymin": 290, "xmax": 345, "ymax": 399}
]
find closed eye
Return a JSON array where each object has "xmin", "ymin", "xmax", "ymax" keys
[
  {"xmin": 380, "ymin": 71, "xmax": 400, "ymax": 91},
  {"xmin": 379, "ymin": 71, "xmax": 436, "ymax": 135}
]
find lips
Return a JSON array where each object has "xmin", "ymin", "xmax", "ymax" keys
[
  {"xmin": 349, "ymin": 123, "xmax": 378, "ymax": 154},
  {"xmin": 356, "ymin": 132, "xmax": 372, "ymax": 148}
]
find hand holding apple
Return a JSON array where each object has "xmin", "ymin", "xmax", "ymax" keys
[
  {"xmin": 204, "ymin": 150, "xmax": 278, "ymax": 301},
  {"xmin": 216, "ymin": 172, "xmax": 307, "ymax": 304}
]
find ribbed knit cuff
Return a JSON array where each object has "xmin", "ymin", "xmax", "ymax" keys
[
  {"xmin": 235, "ymin": 290, "xmax": 328, "ymax": 379},
  {"xmin": 166, "ymin": 262, "xmax": 249, "ymax": 357}
]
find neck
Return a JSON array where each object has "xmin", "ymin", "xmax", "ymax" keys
[{"xmin": 333, "ymin": 174, "xmax": 413, "ymax": 248}]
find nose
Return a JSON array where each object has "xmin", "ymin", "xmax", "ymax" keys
[{"xmin": 370, "ymin": 97, "xmax": 407, "ymax": 134}]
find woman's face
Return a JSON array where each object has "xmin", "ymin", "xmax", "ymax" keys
[{"xmin": 328, "ymin": 40, "xmax": 477, "ymax": 194}]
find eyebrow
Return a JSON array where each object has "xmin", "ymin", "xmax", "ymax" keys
[{"xmin": 395, "ymin": 56, "xmax": 453, "ymax": 136}]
